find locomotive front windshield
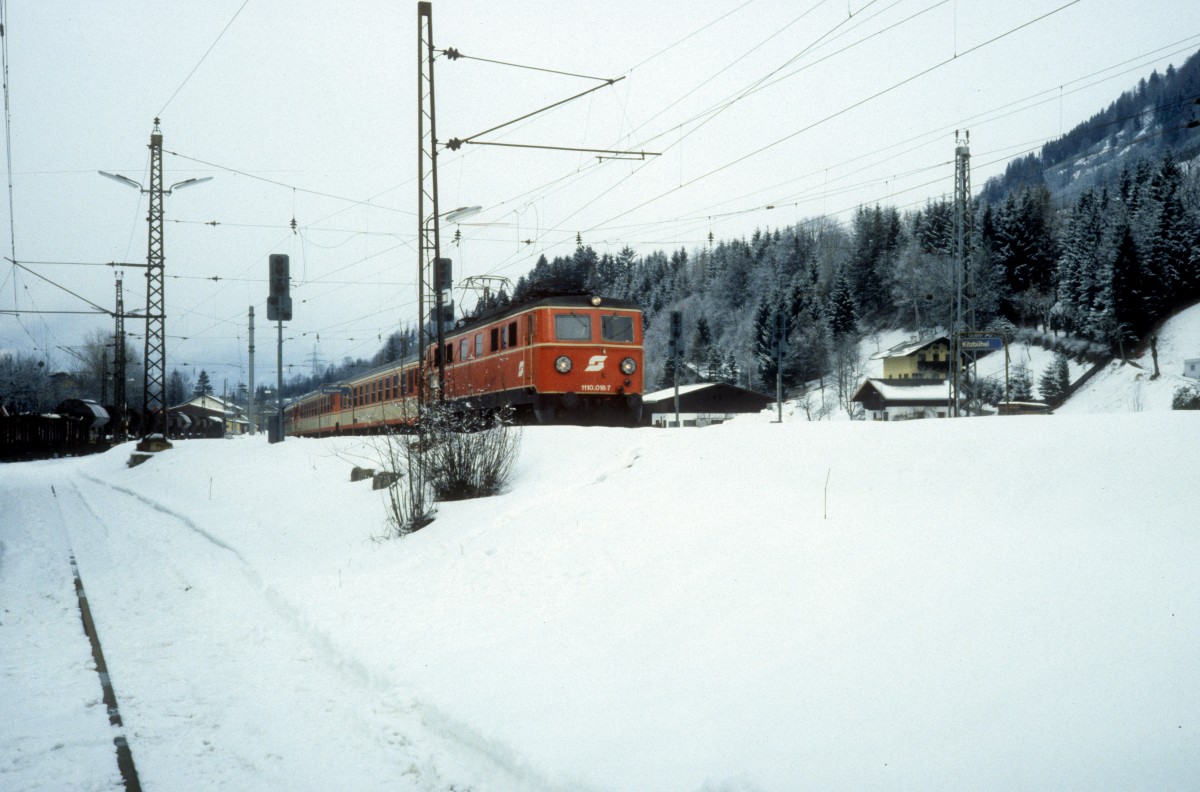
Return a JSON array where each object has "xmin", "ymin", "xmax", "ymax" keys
[
  {"xmin": 601, "ymin": 315, "xmax": 634, "ymax": 342},
  {"xmin": 555, "ymin": 314, "xmax": 592, "ymax": 341}
]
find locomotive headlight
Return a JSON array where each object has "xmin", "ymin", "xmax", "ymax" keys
[
  {"xmin": 620, "ymin": 357, "xmax": 637, "ymax": 375},
  {"xmin": 555, "ymin": 355, "xmax": 573, "ymax": 373}
]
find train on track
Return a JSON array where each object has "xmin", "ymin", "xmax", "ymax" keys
[{"xmin": 284, "ymin": 293, "xmax": 644, "ymax": 436}]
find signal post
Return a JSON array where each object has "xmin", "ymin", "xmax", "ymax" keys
[{"xmin": 267, "ymin": 254, "xmax": 292, "ymax": 443}]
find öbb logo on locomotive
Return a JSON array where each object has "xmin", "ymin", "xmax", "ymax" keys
[{"xmin": 584, "ymin": 355, "xmax": 607, "ymax": 372}]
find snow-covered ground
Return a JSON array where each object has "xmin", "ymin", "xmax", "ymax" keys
[
  {"xmin": 4, "ymin": 306, "xmax": 1199, "ymax": 790},
  {"xmin": 3, "ymin": 403, "xmax": 1199, "ymax": 790},
  {"xmin": 1058, "ymin": 302, "xmax": 1200, "ymax": 413}
]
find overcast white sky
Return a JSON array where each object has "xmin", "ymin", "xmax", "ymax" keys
[{"xmin": 2, "ymin": 0, "xmax": 1199, "ymax": 391}]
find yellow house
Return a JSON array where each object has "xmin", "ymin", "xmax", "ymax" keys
[{"xmin": 871, "ymin": 335, "xmax": 953, "ymax": 381}]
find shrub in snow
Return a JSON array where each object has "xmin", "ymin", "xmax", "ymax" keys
[
  {"xmin": 372, "ymin": 405, "xmax": 521, "ymax": 538},
  {"xmin": 420, "ymin": 404, "xmax": 521, "ymax": 502},
  {"xmin": 1172, "ymin": 384, "xmax": 1200, "ymax": 410}
]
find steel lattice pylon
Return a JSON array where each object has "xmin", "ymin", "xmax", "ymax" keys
[
  {"xmin": 950, "ymin": 130, "xmax": 972, "ymax": 416},
  {"xmin": 114, "ymin": 275, "xmax": 127, "ymax": 442},
  {"xmin": 143, "ymin": 119, "xmax": 166, "ymax": 436}
]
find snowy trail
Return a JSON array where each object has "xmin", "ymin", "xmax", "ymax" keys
[{"xmin": 55, "ymin": 465, "xmax": 562, "ymax": 792}]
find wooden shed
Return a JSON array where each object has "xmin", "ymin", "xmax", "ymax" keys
[
  {"xmin": 851, "ymin": 378, "xmax": 952, "ymax": 421},
  {"xmin": 641, "ymin": 382, "xmax": 773, "ymax": 427}
]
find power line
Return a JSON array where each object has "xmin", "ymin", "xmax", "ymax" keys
[
  {"xmin": 164, "ymin": 149, "xmax": 416, "ymax": 215},
  {"xmin": 158, "ymin": 0, "xmax": 252, "ymax": 117},
  {"xmin": 441, "ymin": 48, "xmax": 611, "ymax": 82},
  {"xmin": 581, "ymin": 0, "xmax": 1085, "ymax": 237}
]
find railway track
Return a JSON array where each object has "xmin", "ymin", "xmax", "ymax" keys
[{"xmin": 68, "ymin": 550, "xmax": 141, "ymax": 791}]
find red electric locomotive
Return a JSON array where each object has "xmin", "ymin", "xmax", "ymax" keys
[{"xmin": 284, "ymin": 293, "xmax": 643, "ymax": 435}]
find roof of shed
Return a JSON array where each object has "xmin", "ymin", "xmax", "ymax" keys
[{"xmin": 852, "ymin": 378, "xmax": 951, "ymax": 405}]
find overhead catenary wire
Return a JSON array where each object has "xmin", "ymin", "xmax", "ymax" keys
[
  {"xmin": 579, "ymin": 0, "xmax": 1086, "ymax": 239},
  {"xmin": 440, "ymin": 48, "xmax": 612, "ymax": 83},
  {"xmin": 157, "ymin": 0, "xmax": 251, "ymax": 117},
  {"xmin": 2, "ymin": 5, "xmax": 1190, "ymax": 376},
  {"xmin": 164, "ymin": 149, "xmax": 415, "ymax": 216},
  {"xmin": 482, "ymin": 0, "xmax": 915, "ymax": 271}
]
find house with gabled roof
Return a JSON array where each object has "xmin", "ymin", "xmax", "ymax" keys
[
  {"xmin": 169, "ymin": 394, "xmax": 250, "ymax": 437},
  {"xmin": 852, "ymin": 333, "xmax": 957, "ymax": 420},
  {"xmin": 870, "ymin": 333, "xmax": 953, "ymax": 381}
]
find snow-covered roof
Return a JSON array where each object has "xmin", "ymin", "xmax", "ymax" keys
[
  {"xmin": 642, "ymin": 382, "xmax": 725, "ymax": 402},
  {"xmin": 174, "ymin": 394, "xmax": 234, "ymax": 411},
  {"xmin": 869, "ymin": 335, "xmax": 948, "ymax": 361},
  {"xmin": 854, "ymin": 378, "xmax": 951, "ymax": 404}
]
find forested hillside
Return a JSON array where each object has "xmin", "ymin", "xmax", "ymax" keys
[
  {"xmin": 493, "ymin": 142, "xmax": 1198, "ymax": 403},
  {"xmin": 981, "ymin": 48, "xmax": 1200, "ymax": 203}
]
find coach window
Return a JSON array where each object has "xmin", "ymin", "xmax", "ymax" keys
[
  {"xmin": 602, "ymin": 314, "xmax": 634, "ymax": 342},
  {"xmin": 555, "ymin": 313, "xmax": 591, "ymax": 341}
]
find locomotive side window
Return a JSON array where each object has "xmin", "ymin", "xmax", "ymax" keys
[
  {"xmin": 460, "ymin": 338, "xmax": 469, "ymax": 361},
  {"xmin": 491, "ymin": 327, "xmax": 500, "ymax": 352},
  {"xmin": 508, "ymin": 321, "xmax": 518, "ymax": 347},
  {"xmin": 475, "ymin": 333, "xmax": 483, "ymax": 357},
  {"xmin": 602, "ymin": 315, "xmax": 634, "ymax": 342},
  {"xmin": 555, "ymin": 313, "xmax": 591, "ymax": 341}
]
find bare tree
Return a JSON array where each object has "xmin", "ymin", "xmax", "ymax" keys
[
  {"xmin": 374, "ymin": 428, "xmax": 436, "ymax": 539},
  {"xmin": 0, "ymin": 352, "xmax": 52, "ymax": 413},
  {"xmin": 832, "ymin": 338, "xmax": 867, "ymax": 418}
]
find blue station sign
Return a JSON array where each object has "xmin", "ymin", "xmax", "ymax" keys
[{"xmin": 959, "ymin": 336, "xmax": 1005, "ymax": 352}]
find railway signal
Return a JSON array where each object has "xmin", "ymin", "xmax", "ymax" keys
[
  {"xmin": 266, "ymin": 254, "xmax": 292, "ymax": 443},
  {"xmin": 267, "ymin": 254, "xmax": 292, "ymax": 322},
  {"xmin": 434, "ymin": 257, "xmax": 454, "ymax": 324}
]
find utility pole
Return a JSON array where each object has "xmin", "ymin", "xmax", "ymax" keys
[
  {"xmin": 100, "ymin": 348, "xmax": 109, "ymax": 405},
  {"xmin": 669, "ymin": 311, "xmax": 683, "ymax": 428},
  {"xmin": 950, "ymin": 130, "xmax": 972, "ymax": 417},
  {"xmin": 99, "ymin": 120, "xmax": 210, "ymax": 443},
  {"xmin": 248, "ymin": 306, "xmax": 255, "ymax": 435},
  {"xmin": 144, "ymin": 119, "xmax": 167, "ymax": 437},
  {"xmin": 113, "ymin": 275, "xmax": 127, "ymax": 442},
  {"xmin": 774, "ymin": 312, "xmax": 788, "ymax": 423},
  {"xmin": 417, "ymin": 1, "xmax": 444, "ymax": 419},
  {"xmin": 308, "ymin": 345, "xmax": 325, "ymax": 379},
  {"xmin": 276, "ymin": 319, "xmax": 283, "ymax": 441}
]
